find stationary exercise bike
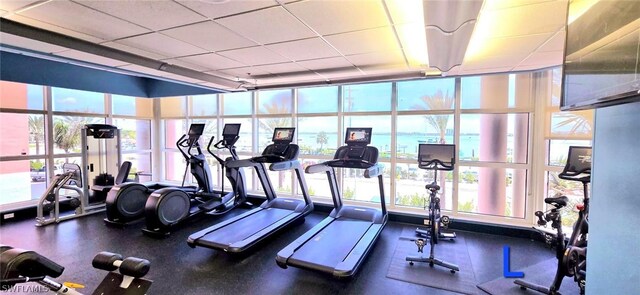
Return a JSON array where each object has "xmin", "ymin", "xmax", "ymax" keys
[
  {"xmin": 406, "ymin": 144, "xmax": 459, "ymax": 274},
  {"xmin": 515, "ymin": 146, "xmax": 591, "ymax": 295},
  {"xmin": 142, "ymin": 123, "xmax": 248, "ymax": 237},
  {"xmin": 0, "ymin": 245, "xmax": 152, "ymax": 295}
]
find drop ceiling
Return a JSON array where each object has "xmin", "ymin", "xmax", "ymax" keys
[{"xmin": 0, "ymin": 0, "xmax": 568, "ymax": 91}]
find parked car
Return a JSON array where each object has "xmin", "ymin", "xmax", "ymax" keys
[{"xmin": 30, "ymin": 165, "xmax": 64, "ymax": 182}]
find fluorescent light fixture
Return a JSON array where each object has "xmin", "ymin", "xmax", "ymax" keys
[{"xmin": 385, "ymin": 0, "xmax": 429, "ymax": 67}]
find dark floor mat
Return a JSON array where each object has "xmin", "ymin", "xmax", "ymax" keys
[
  {"xmin": 386, "ymin": 226, "xmax": 478, "ymax": 295},
  {"xmin": 477, "ymin": 258, "xmax": 581, "ymax": 295}
]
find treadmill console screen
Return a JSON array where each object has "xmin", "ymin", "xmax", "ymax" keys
[
  {"xmin": 345, "ymin": 128, "xmax": 372, "ymax": 145},
  {"xmin": 272, "ymin": 128, "xmax": 295, "ymax": 144},
  {"xmin": 188, "ymin": 124, "xmax": 205, "ymax": 136},
  {"xmin": 222, "ymin": 123, "xmax": 241, "ymax": 136}
]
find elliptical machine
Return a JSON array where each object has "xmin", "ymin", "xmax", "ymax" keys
[
  {"xmin": 142, "ymin": 123, "xmax": 247, "ymax": 237},
  {"xmin": 406, "ymin": 144, "xmax": 459, "ymax": 274},
  {"xmin": 515, "ymin": 146, "xmax": 591, "ymax": 295},
  {"xmin": 104, "ymin": 124, "xmax": 246, "ymax": 228}
]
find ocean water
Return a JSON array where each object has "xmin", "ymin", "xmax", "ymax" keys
[{"xmin": 297, "ymin": 132, "xmax": 505, "ymax": 159}]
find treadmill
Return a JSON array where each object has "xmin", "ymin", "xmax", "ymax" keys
[
  {"xmin": 187, "ymin": 127, "xmax": 313, "ymax": 253},
  {"xmin": 276, "ymin": 127, "xmax": 388, "ymax": 278}
]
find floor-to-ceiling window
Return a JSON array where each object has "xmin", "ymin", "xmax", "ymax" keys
[
  {"xmin": 542, "ymin": 68, "xmax": 593, "ymax": 227},
  {"xmin": 0, "ymin": 81, "xmax": 48, "ymax": 207},
  {"xmin": 1, "ymin": 66, "xmax": 593, "ymax": 227},
  {"xmin": 149, "ymin": 69, "xmax": 579, "ymax": 227},
  {"xmin": 458, "ymin": 73, "xmax": 532, "ymax": 220},
  {"xmin": 0, "ymin": 82, "xmax": 154, "ymax": 210}
]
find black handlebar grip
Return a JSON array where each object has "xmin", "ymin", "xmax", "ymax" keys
[
  {"xmin": 92, "ymin": 252, "xmax": 123, "ymax": 271},
  {"xmin": 119, "ymin": 257, "xmax": 150, "ymax": 278}
]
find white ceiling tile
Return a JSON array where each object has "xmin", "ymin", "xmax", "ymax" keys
[
  {"xmin": 4, "ymin": 14, "xmax": 106, "ymax": 43},
  {"xmin": 251, "ymin": 62, "xmax": 308, "ymax": 74},
  {"xmin": 483, "ymin": 1, "xmax": 567, "ymax": 38},
  {"xmin": 216, "ymin": 6, "xmax": 316, "ymax": 44},
  {"xmin": 0, "ymin": 0, "xmax": 40, "ymax": 12},
  {"xmin": 17, "ymin": 0, "xmax": 150, "ymax": 40},
  {"xmin": 346, "ymin": 49, "xmax": 406, "ymax": 67},
  {"xmin": 518, "ymin": 50, "xmax": 563, "ymax": 67},
  {"xmin": 265, "ymin": 38, "xmax": 340, "ymax": 61},
  {"xmin": 176, "ymin": 0, "xmax": 277, "ymax": 19},
  {"xmin": 217, "ymin": 46, "xmax": 289, "ymax": 66},
  {"xmin": 497, "ymin": 33, "xmax": 555, "ymax": 56},
  {"xmin": 296, "ymin": 57, "xmax": 354, "ymax": 70},
  {"xmin": 116, "ymin": 33, "xmax": 208, "ymax": 58},
  {"xmin": 161, "ymin": 21, "xmax": 257, "ymax": 52},
  {"xmin": 54, "ymin": 49, "xmax": 129, "ymax": 67},
  {"xmin": 76, "ymin": 0, "xmax": 207, "ymax": 31},
  {"xmin": 485, "ymin": 0, "xmax": 556, "ymax": 11},
  {"xmin": 537, "ymin": 30, "xmax": 565, "ymax": 52},
  {"xmin": 178, "ymin": 53, "xmax": 246, "ymax": 71},
  {"xmin": 0, "ymin": 32, "xmax": 69, "ymax": 53},
  {"xmin": 325, "ymin": 26, "xmax": 400, "ymax": 56},
  {"xmin": 101, "ymin": 41, "xmax": 167, "ymax": 60},
  {"xmin": 462, "ymin": 54, "xmax": 528, "ymax": 70},
  {"xmin": 162, "ymin": 58, "xmax": 211, "ymax": 72},
  {"xmin": 214, "ymin": 67, "xmax": 271, "ymax": 79},
  {"xmin": 286, "ymin": 0, "xmax": 390, "ymax": 35}
]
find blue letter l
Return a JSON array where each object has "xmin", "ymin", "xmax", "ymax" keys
[{"xmin": 503, "ymin": 245, "xmax": 525, "ymax": 278}]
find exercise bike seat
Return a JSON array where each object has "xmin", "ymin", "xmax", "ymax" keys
[
  {"xmin": 544, "ymin": 196, "xmax": 569, "ymax": 208},
  {"xmin": 425, "ymin": 183, "xmax": 440, "ymax": 191},
  {"xmin": 0, "ymin": 246, "xmax": 65, "ymax": 287}
]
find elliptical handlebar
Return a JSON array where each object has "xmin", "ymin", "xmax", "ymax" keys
[
  {"xmin": 206, "ymin": 136, "xmax": 224, "ymax": 164},
  {"xmin": 176, "ymin": 134, "xmax": 191, "ymax": 161}
]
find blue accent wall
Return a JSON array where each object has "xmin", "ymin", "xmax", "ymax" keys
[
  {"xmin": 0, "ymin": 51, "xmax": 223, "ymax": 97},
  {"xmin": 588, "ymin": 100, "xmax": 640, "ymax": 294}
]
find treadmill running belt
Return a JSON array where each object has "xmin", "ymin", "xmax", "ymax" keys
[
  {"xmin": 289, "ymin": 219, "xmax": 372, "ymax": 271},
  {"xmin": 197, "ymin": 208, "xmax": 294, "ymax": 246}
]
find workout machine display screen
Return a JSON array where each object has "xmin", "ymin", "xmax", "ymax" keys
[
  {"xmin": 566, "ymin": 146, "xmax": 592, "ymax": 174},
  {"xmin": 418, "ymin": 144, "xmax": 455, "ymax": 166},
  {"xmin": 222, "ymin": 124, "xmax": 241, "ymax": 136},
  {"xmin": 345, "ymin": 128, "xmax": 372, "ymax": 145},
  {"xmin": 272, "ymin": 128, "xmax": 295, "ymax": 143},
  {"xmin": 188, "ymin": 124, "xmax": 206, "ymax": 136}
]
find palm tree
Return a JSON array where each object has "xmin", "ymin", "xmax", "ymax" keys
[
  {"xmin": 412, "ymin": 90, "xmax": 455, "ymax": 207},
  {"xmin": 53, "ymin": 117, "xmax": 85, "ymax": 154},
  {"xmin": 414, "ymin": 89, "xmax": 454, "ymax": 143},
  {"xmin": 28, "ymin": 115, "xmax": 44, "ymax": 155},
  {"xmin": 316, "ymin": 131, "xmax": 328, "ymax": 152},
  {"xmin": 553, "ymin": 111, "xmax": 592, "ymax": 135}
]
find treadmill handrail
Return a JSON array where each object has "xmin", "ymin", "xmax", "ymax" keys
[
  {"xmin": 270, "ymin": 160, "xmax": 300, "ymax": 172},
  {"xmin": 363, "ymin": 164, "xmax": 382, "ymax": 178},
  {"xmin": 326, "ymin": 158, "xmax": 374, "ymax": 169},
  {"xmin": 305, "ymin": 163, "xmax": 332, "ymax": 174}
]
